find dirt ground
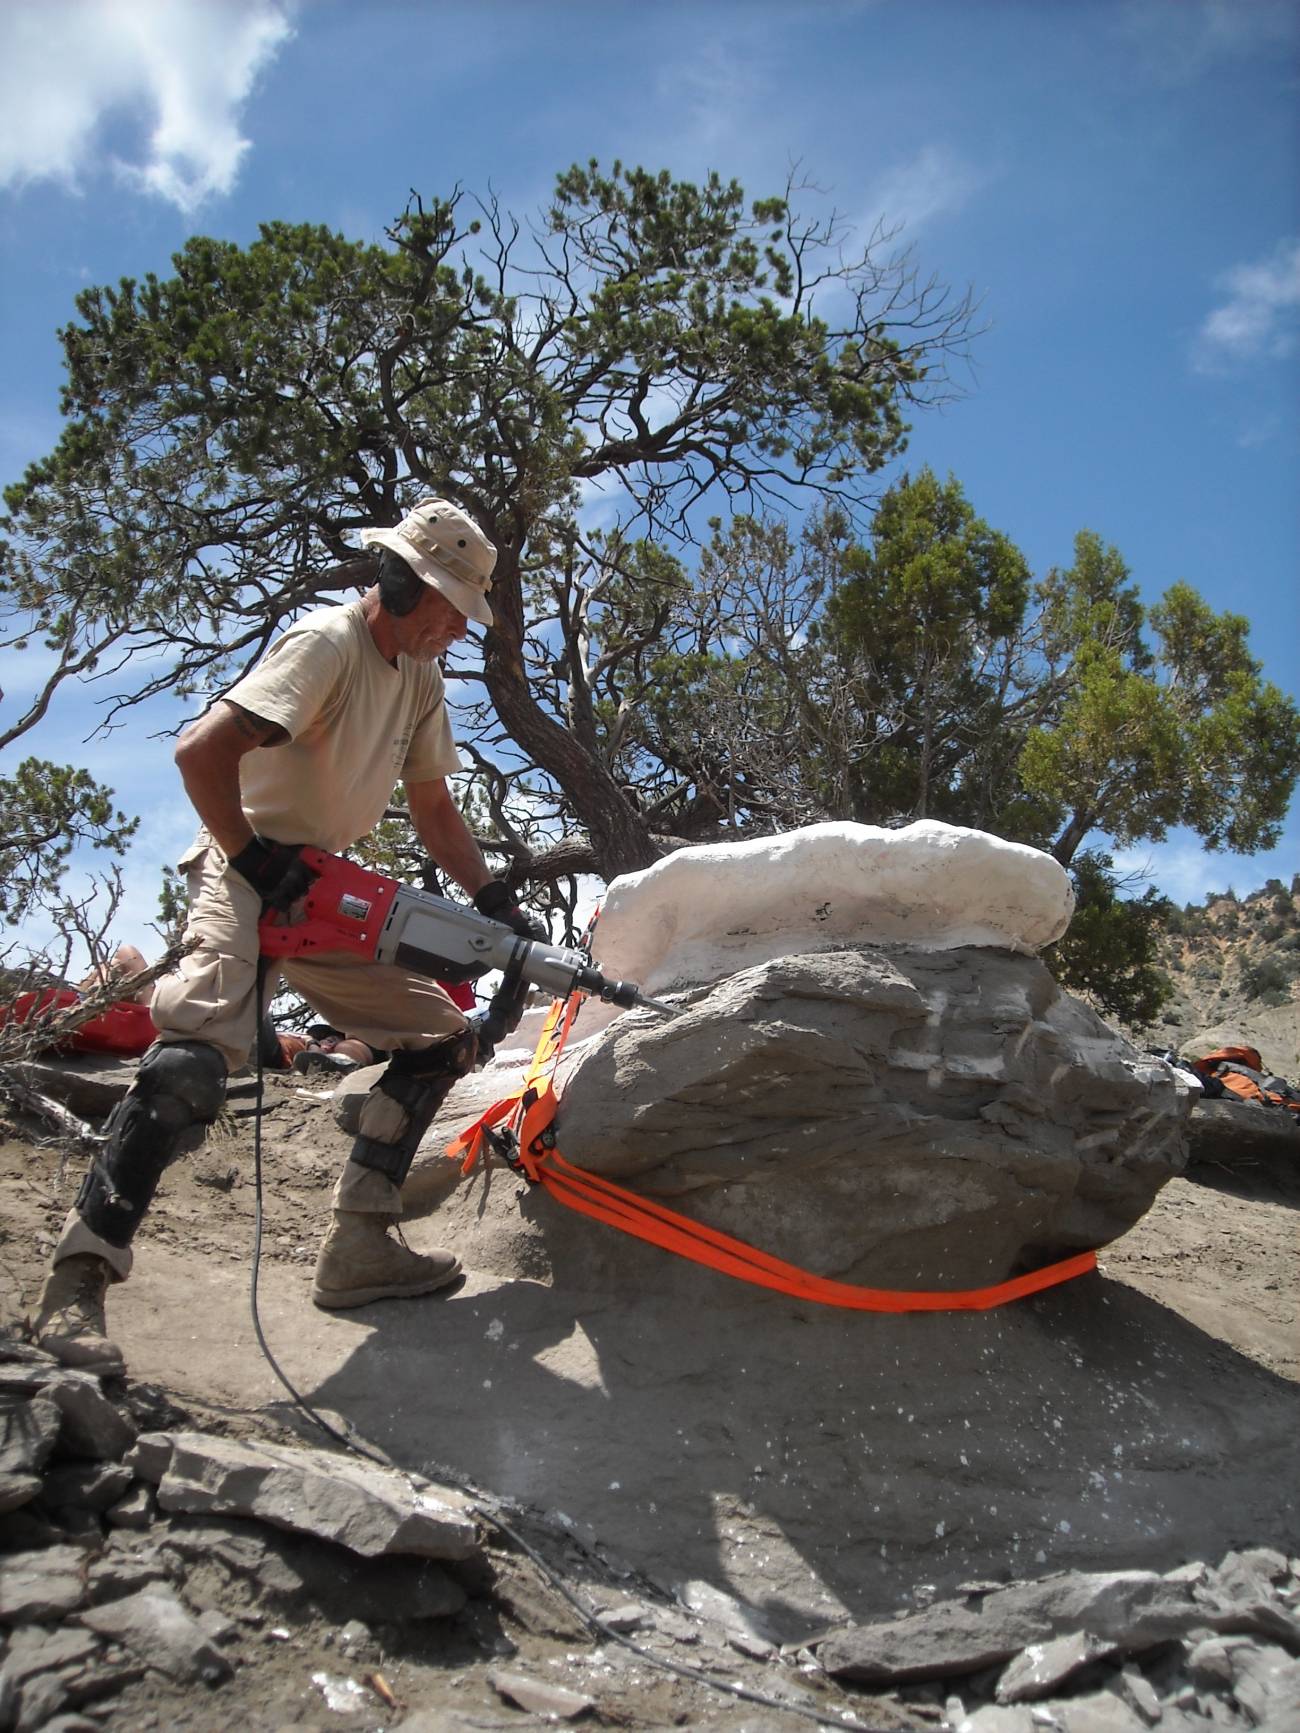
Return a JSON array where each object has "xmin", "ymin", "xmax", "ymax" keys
[
  {"xmin": 5, "ymin": 1068, "xmax": 1297, "ymax": 1389},
  {"xmin": 2, "ymin": 1070, "xmax": 1298, "ymax": 1730}
]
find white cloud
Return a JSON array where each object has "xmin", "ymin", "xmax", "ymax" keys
[
  {"xmin": 1194, "ymin": 239, "xmax": 1300, "ymax": 371},
  {"xmin": 1111, "ymin": 836, "xmax": 1298, "ymax": 907},
  {"xmin": 1235, "ymin": 411, "xmax": 1283, "ymax": 450},
  {"xmin": 1119, "ymin": 0, "xmax": 1299, "ymax": 84},
  {"xmin": 0, "ymin": 0, "xmax": 292, "ymax": 212},
  {"xmin": 656, "ymin": 33, "xmax": 760, "ymax": 153},
  {"xmin": 863, "ymin": 144, "xmax": 986, "ymax": 239}
]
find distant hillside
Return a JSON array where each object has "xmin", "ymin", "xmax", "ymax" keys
[{"xmin": 1137, "ymin": 875, "xmax": 1300, "ymax": 1077}]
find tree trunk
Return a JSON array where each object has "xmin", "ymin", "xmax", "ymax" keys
[
  {"xmin": 481, "ymin": 547, "xmax": 661, "ymax": 882},
  {"xmin": 1051, "ymin": 810, "xmax": 1093, "ymax": 867}
]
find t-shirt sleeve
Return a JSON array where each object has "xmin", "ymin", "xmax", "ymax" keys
[
  {"xmin": 221, "ymin": 625, "xmax": 345, "ymax": 742},
  {"xmin": 402, "ymin": 684, "xmax": 462, "ymax": 784}
]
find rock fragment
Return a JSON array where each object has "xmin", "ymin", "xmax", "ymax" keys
[
  {"xmin": 196, "ymin": 1606, "xmax": 242, "ymax": 1645},
  {"xmin": 1187, "ymin": 1098, "xmax": 1300, "ymax": 1171},
  {"xmin": 104, "ymin": 1482, "xmax": 155, "ymax": 1529},
  {"xmin": 0, "ymin": 1545, "xmax": 91, "ymax": 1622},
  {"xmin": 1047, "ymin": 1687, "xmax": 1147, "ymax": 1730},
  {"xmin": 0, "ymin": 1472, "xmax": 42, "ymax": 1516},
  {"xmin": 123, "ymin": 1432, "xmax": 172, "ymax": 1481},
  {"xmin": 0, "ymin": 1625, "xmax": 100, "ymax": 1692},
  {"xmin": 12, "ymin": 1054, "xmax": 137, "ymax": 1120},
  {"xmin": 78, "ymin": 1585, "xmax": 233, "ymax": 1684},
  {"xmin": 85, "ymin": 1548, "xmax": 174, "ymax": 1603},
  {"xmin": 40, "ymin": 1461, "xmax": 133, "ymax": 1513},
  {"xmin": 0, "ymin": 1366, "xmax": 103, "ymax": 1399},
  {"xmin": 996, "ymin": 1630, "xmax": 1115, "ymax": 1701},
  {"xmin": 0, "ymin": 1396, "xmax": 61, "ymax": 1501},
  {"xmin": 44, "ymin": 1378, "xmax": 137, "ymax": 1461},
  {"xmin": 133, "ymin": 1429, "xmax": 479, "ymax": 1560},
  {"xmin": 488, "ymin": 1666, "xmax": 595, "ymax": 1718},
  {"xmin": 820, "ymin": 1569, "xmax": 1206, "ymax": 1682},
  {"xmin": 1115, "ymin": 1662, "xmax": 1161, "ymax": 1724},
  {"xmin": 1225, "ymin": 1641, "xmax": 1300, "ymax": 1727},
  {"xmin": 953, "ymin": 1707, "xmax": 1036, "ymax": 1732}
]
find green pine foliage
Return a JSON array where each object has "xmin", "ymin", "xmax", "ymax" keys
[
  {"xmin": 0, "ymin": 759, "xmax": 137, "ymax": 925},
  {"xmin": 619, "ymin": 470, "xmax": 1298, "ymax": 1019},
  {"xmin": 1, "ymin": 163, "xmax": 1295, "ymax": 1026},
  {"xmin": 1, "ymin": 164, "xmax": 975, "ymax": 881},
  {"xmin": 1042, "ymin": 853, "xmax": 1174, "ymax": 1028}
]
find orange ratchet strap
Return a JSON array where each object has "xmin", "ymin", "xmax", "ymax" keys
[{"xmin": 447, "ymin": 990, "xmax": 1097, "ymax": 1313}]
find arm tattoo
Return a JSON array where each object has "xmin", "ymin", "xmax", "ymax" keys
[{"xmin": 225, "ymin": 702, "xmax": 289, "ymax": 747}]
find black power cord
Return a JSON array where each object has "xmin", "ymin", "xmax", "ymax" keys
[{"xmin": 244, "ymin": 965, "xmax": 894, "ymax": 1733}]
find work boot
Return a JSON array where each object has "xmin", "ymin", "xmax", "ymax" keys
[
  {"xmin": 32, "ymin": 1254, "xmax": 126, "ymax": 1374},
  {"xmin": 292, "ymin": 1048, "xmax": 359, "ymax": 1077},
  {"xmin": 312, "ymin": 1212, "xmax": 462, "ymax": 1310}
]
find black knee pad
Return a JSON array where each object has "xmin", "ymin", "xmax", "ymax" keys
[
  {"xmin": 386, "ymin": 1028, "xmax": 478, "ymax": 1085},
  {"xmin": 76, "ymin": 1041, "xmax": 227, "ymax": 1248},
  {"xmin": 349, "ymin": 1028, "xmax": 477, "ymax": 1187},
  {"xmin": 136, "ymin": 1040, "xmax": 228, "ymax": 1121}
]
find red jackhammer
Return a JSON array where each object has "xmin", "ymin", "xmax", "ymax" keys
[{"xmin": 258, "ymin": 847, "xmax": 671, "ymax": 1057}]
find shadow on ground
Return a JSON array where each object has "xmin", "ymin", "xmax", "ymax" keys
[{"xmin": 302, "ymin": 1255, "xmax": 1300, "ymax": 1639}]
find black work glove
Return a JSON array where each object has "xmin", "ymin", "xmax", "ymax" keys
[
  {"xmin": 229, "ymin": 835, "xmax": 318, "ymax": 913},
  {"xmin": 473, "ymin": 879, "xmax": 548, "ymax": 944}
]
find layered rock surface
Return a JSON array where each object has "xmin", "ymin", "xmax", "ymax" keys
[
  {"xmin": 555, "ymin": 945, "xmax": 1189, "ymax": 1289},
  {"xmin": 1188, "ymin": 1096, "xmax": 1300, "ymax": 1171}
]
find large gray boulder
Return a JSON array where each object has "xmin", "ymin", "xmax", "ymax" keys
[
  {"xmin": 414, "ymin": 823, "xmax": 1184, "ymax": 1296},
  {"xmin": 1187, "ymin": 1097, "xmax": 1300, "ymax": 1173},
  {"xmin": 550, "ymin": 946, "xmax": 1189, "ymax": 1290}
]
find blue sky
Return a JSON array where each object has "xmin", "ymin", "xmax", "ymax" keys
[{"xmin": 1, "ymin": 0, "xmax": 1297, "ymax": 958}]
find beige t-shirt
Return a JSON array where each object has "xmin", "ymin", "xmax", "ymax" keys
[{"xmin": 213, "ymin": 600, "xmax": 459, "ymax": 854}]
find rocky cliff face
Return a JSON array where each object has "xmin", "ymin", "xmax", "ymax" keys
[{"xmin": 1140, "ymin": 877, "xmax": 1300, "ymax": 1075}]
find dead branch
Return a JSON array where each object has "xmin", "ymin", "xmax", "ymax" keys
[
  {"xmin": 0, "ymin": 1064, "xmax": 102, "ymax": 1149},
  {"xmin": 0, "ymin": 934, "xmax": 196, "ymax": 1068}
]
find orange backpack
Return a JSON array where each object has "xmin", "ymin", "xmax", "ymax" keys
[{"xmin": 1192, "ymin": 1047, "xmax": 1300, "ymax": 1120}]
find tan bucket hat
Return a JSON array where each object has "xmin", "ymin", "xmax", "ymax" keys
[{"xmin": 359, "ymin": 497, "xmax": 497, "ymax": 626}]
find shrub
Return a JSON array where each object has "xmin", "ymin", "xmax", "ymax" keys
[
  {"xmin": 1241, "ymin": 957, "xmax": 1290, "ymax": 1000},
  {"xmin": 1045, "ymin": 852, "xmax": 1173, "ymax": 1026}
]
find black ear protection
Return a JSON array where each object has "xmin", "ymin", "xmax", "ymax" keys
[{"xmin": 376, "ymin": 547, "xmax": 424, "ymax": 617}]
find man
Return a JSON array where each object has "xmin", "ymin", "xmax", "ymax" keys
[{"xmin": 33, "ymin": 498, "xmax": 536, "ymax": 1372}]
